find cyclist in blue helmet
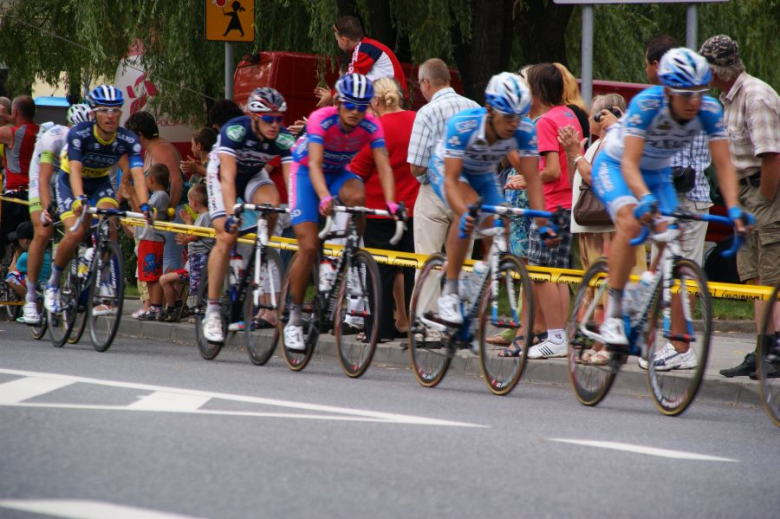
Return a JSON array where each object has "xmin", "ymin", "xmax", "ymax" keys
[
  {"xmin": 44, "ymin": 84, "xmax": 153, "ymax": 314},
  {"xmin": 428, "ymin": 71, "xmax": 553, "ymax": 325},
  {"xmin": 591, "ymin": 47, "xmax": 750, "ymax": 353}
]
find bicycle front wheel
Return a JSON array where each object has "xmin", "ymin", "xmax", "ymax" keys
[
  {"xmin": 567, "ymin": 258, "xmax": 618, "ymax": 406},
  {"xmin": 30, "ymin": 306, "xmax": 48, "ymax": 340},
  {"xmin": 334, "ymin": 250, "xmax": 381, "ymax": 378},
  {"xmin": 645, "ymin": 258, "xmax": 711, "ymax": 416},
  {"xmin": 68, "ymin": 304, "xmax": 88, "ymax": 344},
  {"xmin": 409, "ymin": 253, "xmax": 451, "ymax": 388},
  {"xmin": 47, "ymin": 263, "xmax": 79, "ymax": 348},
  {"xmin": 478, "ymin": 254, "xmax": 533, "ymax": 396},
  {"xmin": 758, "ymin": 283, "xmax": 780, "ymax": 427},
  {"xmin": 245, "ymin": 248, "xmax": 283, "ymax": 366},
  {"xmin": 278, "ymin": 253, "xmax": 318, "ymax": 371},
  {"xmin": 89, "ymin": 241, "xmax": 125, "ymax": 352}
]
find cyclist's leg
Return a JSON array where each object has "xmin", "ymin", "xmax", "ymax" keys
[
  {"xmin": 27, "ymin": 199, "xmax": 53, "ymax": 319},
  {"xmin": 248, "ymin": 175, "xmax": 280, "ymax": 321},
  {"xmin": 205, "ymin": 171, "xmax": 239, "ymax": 309},
  {"xmin": 334, "ymin": 172, "xmax": 365, "ymax": 235},
  {"xmin": 49, "ymin": 174, "xmax": 88, "ymax": 277},
  {"xmin": 288, "ymin": 163, "xmax": 322, "ymax": 307}
]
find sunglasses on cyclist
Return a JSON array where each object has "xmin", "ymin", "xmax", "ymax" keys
[
  {"xmin": 94, "ymin": 107, "xmax": 122, "ymax": 115},
  {"xmin": 257, "ymin": 115, "xmax": 283, "ymax": 124},
  {"xmin": 668, "ymin": 87, "xmax": 709, "ymax": 100},
  {"xmin": 493, "ymin": 109, "xmax": 521, "ymax": 123},
  {"xmin": 342, "ymin": 102, "xmax": 369, "ymax": 113}
]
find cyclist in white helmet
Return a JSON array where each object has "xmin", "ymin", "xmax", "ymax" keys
[
  {"xmin": 591, "ymin": 47, "xmax": 749, "ymax": 355},
  {"xmin": 21, "ymin": 103, "xmax": 91, "ymax": 324}
]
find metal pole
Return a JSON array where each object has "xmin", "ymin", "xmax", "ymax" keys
[
  {"xmin": 225, "ymin": 42, "xmax": 234, "ymax": 99},
  {"xmin": 686, "ymin": 4, "xmax": 698, "ymax": 50},
  {"xmin": 581, "ymin": 5, "xmax": 594, "ymax": 106}
]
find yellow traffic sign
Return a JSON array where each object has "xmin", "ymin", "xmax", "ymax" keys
[{"xmin": 205, "ymin": 0, "xmax": 254, "ymax": 42}]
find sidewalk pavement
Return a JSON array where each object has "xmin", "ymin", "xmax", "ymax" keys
[{"xmin": 119, "ymin": 299, "xmax": 764, "ymax": 409}]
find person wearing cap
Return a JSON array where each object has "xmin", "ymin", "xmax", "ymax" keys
[
  {"xmin": 699, "ymin": 35, "xmax": 780, "ymax": 379},
  {"xmin": 5, "ymin": 221, "xmax": 51, "ymax": 308}
]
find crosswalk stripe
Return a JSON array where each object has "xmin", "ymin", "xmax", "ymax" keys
[
  {"xmin": 0, "ymin": 499, "xmax": 206, "ymax": 519},
  {"xmin": 128, "ymin": 392, "xmax": 211, "ymax": 412},
  {"xmin": 548, "ymin": 438, "xmax": 739, "ymax": 462},
  {"xmin": 0, "ymin": 377, "xmax": 74, "ymax": 405}
]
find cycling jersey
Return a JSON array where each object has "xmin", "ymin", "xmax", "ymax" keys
[
  {"xmin": 427, "ymin": 107, "xmax": 537, "ymax": 208},
  {"xmin": 3, "ymin": 121, "xmax": 40, "ymax": 190},
  {"xmin": 600, "ymin": 86, "xmax": 727, "ymax": 172},
  {"xmin": 347, "ymin": 37, "xmax": 408, "ymax": 96},
  {"xmin": 62, "ymin": 122, "xmax": 143, "ymax": 179},
  {"xmin": 28, "ymin": 124, "xmax": 68, "ymax": 213}
]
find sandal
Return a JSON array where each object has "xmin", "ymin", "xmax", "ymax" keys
[
  {"xmin": 589, "ymin": 349, "xmax": 612, "ymax": 365},
  {"xmin": 253, "ymin": 317, "xmax": 276, "ymax": 330},
  {"xmin": 497, "ymin": 337, "xmax": 525, "ymax": 357}
]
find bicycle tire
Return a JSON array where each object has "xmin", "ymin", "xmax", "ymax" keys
[
  {"xmin": 245, "ymin": 248, "xmax": 283, "ymax": 366},
  {"xmin": 47, "ymin": 262, "xmax": 79, "ymax": 348},
  {"xmin": 409, "ymin": 253, "xmax": 452, "ymax": 388},
  {"xmin": 757, "ymin": 283, "xmax": 780, "ymax": 427},
  {"xmin": 278, "ymin": 253, "xmax": 318, "ymax": 372},
  {"xmin": 334, "ymin": 249, "xmax": 381, "ymax": 378},
  {"xmin": 30, "ymin": 308, "xmax": 48, "ymax": 340},
  {"xmin": 68, "ymin": 305, "xmax": 88, "ymax": 344},
  {"xmin": 194, "ymin": 271, "xmax": 227, "ymax": 360},
  {"xmin": 567, "ymin": 258, "xmax": 618, "ymax": 406},
  {"xmin": 478, "ymin": 254, "xmax": 533, "ymax": 396},
  {"xmin": 645, "ymin": 258, "xmax": 711, "ymax": 416},
  {"xmin": 89, "ymin": 241, "xmax": 125, "ymax": 352}
]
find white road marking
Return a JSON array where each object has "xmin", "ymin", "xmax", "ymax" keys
[
  {"xmin": 0, "ymin": 368, "xmax": 484, "ymax": 428},
  {"xmin": 128, "ymin": 391, "xmax": 212, "ymax": 412},
  {"xmin": 548, "ymin": 439, "xmax": 739, "ymax": 462},
  {"xmin": 0, "ymin": 377, "xmax": 74, "ymax": 405},
  {"xmin": 0, "ymin": 499, "xmax": 207, "ymax": 519}
]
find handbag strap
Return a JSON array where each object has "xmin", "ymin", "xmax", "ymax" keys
[{"xmin": 579, "ymin": 138, "xmax": 604, "ymax": 189}]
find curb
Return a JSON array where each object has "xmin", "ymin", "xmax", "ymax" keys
[{"xmin": 119, "ymin": 318, "xmax": 763, "ymax": 409}]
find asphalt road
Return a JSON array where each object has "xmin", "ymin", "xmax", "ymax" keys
[{"xmin": 1, "ymin": 323, "xmax": 778, "ymax": 519}]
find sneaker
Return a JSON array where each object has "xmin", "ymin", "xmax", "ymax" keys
[
  {"xmin": 437, "ymin": 292, "xmax": 463, "ymax": 325},
  {"xmin": 159, "ymin": 309, "xmax": 180, "ymax": 323},
  {"xmin": 719, "ymin": 352, "xmax": 755, "ymax": 378},
  {"xmin": 284, "ymin": 323, "xmax": 306, "ymax": 351},
  {"xmin": 639, "ymin": 342, "xmax": 697, "ymax": 371},
  {"xmin": 528, "ymin": 338, "xmax": 568, "ymax": 359},
  {"xmin": 22, "ymin": 301, "xmax": 41, "ymax": 325},
  {"xmin": 132, "ymin": 307, "xmax": 146, "ymax": 319},
  {"xmin": 44, "ymin": 285, "xmax": 61, "ymax": 313},
  {"xmin": 228, "ymin": 321, "xmax": 246, "ymax": 332},
  {"xmin": 600, "ymin": 317, "xmax": 628, "ymax": 346},
  {"xmin": 202, "ymin": 315, "xmax": 225, "ymax": 343},
  {"xmin": 137, "ymin": 309, "xmax": 161, "ymax": 321}
]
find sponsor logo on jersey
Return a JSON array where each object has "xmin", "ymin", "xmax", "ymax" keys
[
  {"xmin": 133, "ymin": 143, "xmax": 142, "ymax": 154},
  {"xmin": 320, "ymin": 118, "xmax": 336, "ymax": 130},
  {"xmin": 72, "ymin": 138, "xmax": 82, "ymax": 150},
  {"xmin": 276, "ymin": 132, "xmax": 295, "ymax": 150},
  {"xmin": 519, "ymin": 121, "xmax": 534, "ymax": 134},
  {"xmin": 699, "ymin": 100, "xmax": 720, "ymax": 114},
  {"xmin": 447, "ymin": 136, "xmax": 462, "ymax": 148},
  {"xmin": 226, "ymin": 124, "xmax": 246, "ymax": 142},
  {"xmin": 455, "ymin": 119, "xmax": 478, "ymax": 134},
  {"xmin": 627, "ymin": 114, "xmax": 644, "ymax": 127},
  {"xmin": 360, "ymin": 120, "xmax": 378, "ymax": 133},
  {"xmin": 638, "ymin": 97, "xmax": 662, "ymax": 111}
]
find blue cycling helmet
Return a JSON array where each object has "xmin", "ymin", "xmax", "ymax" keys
[
  {"xmin": 658, "ymin": 48, "xmax": 712, "ymax": 88},
  {"xmin": 485, "ymin": 72, "xmax": 531, "ymax": 116},
  {"xmin": 335, "ymin": 73, "xmax": 374, "ymax": 105},
  {"xmin": 67, "ymin": 103, "xmax": 92, "ymax": 125},
  {"xmin": 87, "ymin": 85, "xmax": 124, "ymax": 108}
]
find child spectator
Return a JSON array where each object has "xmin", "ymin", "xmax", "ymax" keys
[
  {"xmin": 180, "ymin": 127, "xmax": 217, "ymax": 185},
  {"xmin": 159, "ymin": 184, "xmax": 213, "ymax": 322},
  {"xmin": 5, "ymin": 222, "xmax": 51, "ymax": 319},
  {"xmin": 129, "ymin": 163, "xmax": 170, "ymax": 321}
]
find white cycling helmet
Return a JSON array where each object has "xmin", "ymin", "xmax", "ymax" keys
[
  {"xmin": 658, "ymin": 48, "xmax": 712, "ymax": 88},
  {"xmin": 485, "ymin": 72, "xmax": 531, "ymax": 116},
  {"xmin": 247, "ymin": 87, "xmax": 287, "ymax": 113},
  {"xmin": 67, "ymin": 103, "xmax": 92, "ymax": 125}
]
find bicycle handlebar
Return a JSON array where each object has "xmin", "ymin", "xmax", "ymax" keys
[
  {"xmin": 232, "ymin": 203, "xmax": 290, "ymax": 216},
  {"xmin": 318, "ymin": 205, "xmax": 406, "ymax": 245},
  {"xmin": 69, "ymin": 206, "xmax": 147, "ymax": 233},
  {"xmin": 458, "ymin": 200, "xmax": 558, "ymax": 239}
]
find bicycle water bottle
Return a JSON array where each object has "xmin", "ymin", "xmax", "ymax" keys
[
  {"xmin": 459, "ymin": 270, "xmax": 473, "ymax": 301},
  {"xmin": 472, "ymin": 261, "xmax": 489, "ymax": 290},
  {"xmin": 229, "ymin": 251, "xmax": 243, "ymax": 286},
  {"xmin": 623, "ymin": 283, "xmax": 639, "ymax": 317},
  {"xmin": 635, "ymin": 271, "xmax": 656, "ymax": 309},
  {"xmin": 319, "ymin": 259, "xmax": 336, "ymax": 292},
  {"xmin": 78, "ymin": 248, "xmax": 94, "ymax": 279}
]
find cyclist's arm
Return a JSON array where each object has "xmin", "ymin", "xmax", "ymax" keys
[
  {"xmin": 508, "ymin": 151, "xmax": 546, "ymax": 226},
  {"xmin": 372, "ymin": 146, "xmax": 396, "ymax": 205},
  {"xmin": 281, "ymin": 162, "xmax": 291, "ymax": 194},
  {"xmin": 443, "ymin": 156, "xmax": 467, "ymax": 216},
  {"xmin": 709, "ymin": 139, "xmax": 742, "ymax": 211},
  {"xmin": 620, "ymin": 136, "xmax": 652, "ymax": 200},
  {"xmin": 68, "ymin": 160, "xmax": 85, "ymax": 199},
  {"xmin": 307, "ymin": 142, "xmax": 332, "ymax": 201},
  {"xmin": 38, "ymin": 158, "xmax": 55, "ymax": 211},
  {"xmin": 218, "ymin": 152, "xmax": 238, "ymax": 217}
]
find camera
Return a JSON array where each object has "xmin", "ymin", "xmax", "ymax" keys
[{"xmin": 594, "ymin": 107, "xmax": 622, "ymax": 123}]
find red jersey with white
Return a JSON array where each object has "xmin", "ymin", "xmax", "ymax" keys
[
  {"xmin": 536, "ymin": 105, "xmax": 582, "ymax": 210},
  {"xmin": 348, "ymin": 37, "xmax": 408, "ymax": 95},
  {"xmin": 3, "ymin": 122, "xmax": 40, "ymax": 190}
]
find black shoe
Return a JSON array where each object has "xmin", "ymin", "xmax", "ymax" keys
[{"xmin": 719, "ymin": 353, "xmax": 756, "ymax": 378}]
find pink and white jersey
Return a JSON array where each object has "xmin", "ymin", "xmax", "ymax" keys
[{"xmin": 292, "ymin": 107, "xmax": 386, "ymax": 173}]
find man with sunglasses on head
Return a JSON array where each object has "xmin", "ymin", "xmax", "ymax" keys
[
  {"xmin": 591, "ymin": 48, "xmax": 749, "ymax": 359},
  {"xmin": 428, "ymin": 72, "xmax": 551, "ymax": 326},
  {"xmin": 44, "ymin": 85, "xmax": 153, "ymax": 314},
  {"xmin": 284, "ymin": 73, "xmax": 399, "ymax": 351},
  {"xmin": 201, "ymin": 87, "xmax": 293, "ymax": 343},
  {"xmin": 21, "ymin": 103, "xmax": 92, "ymax": 324}
]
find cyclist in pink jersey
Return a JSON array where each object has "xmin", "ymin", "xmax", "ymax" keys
[{"xmin": 285, "ymin": 73, "xmax": 400, "ymax": 351}]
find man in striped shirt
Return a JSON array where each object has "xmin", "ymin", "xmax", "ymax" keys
[{"xmin": 407, "ymin": 58, "xmax": 479, "ymax": 258}]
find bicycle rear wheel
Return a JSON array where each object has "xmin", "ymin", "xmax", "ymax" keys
[
  {"xmin": 88, "ymin": 241, "xmax": 125, "ymax": 352},
  {"xmin": 30, "ymin": 301, "xmax": 48, "ymax": 340},
  {"xmin": 478, "ymin": 254, "xmax": 533, "ymax": 396},
  {"xmin": 567, "ymin": 258, "xmax": 618, "ymax": 406},
  {"xmin": 645, "ymin": 258, "xmax": 711, "ymax": 416},
  {"xmin": 47, "ymin": 263, "xmax": 79, "ymax": 348},
  {"xmin": 409, "ymin": 253, "xmax": 452, "ymax": 388},
  {"xmin": 278, "ymin": 253, "xmax": 318, "ymax": 372},
  {"xmin": 245, "ymin": 248, "xmax": 283, "ymax": 366},
  {"xmin": 334, "ymin": 250, "xmax": 381, "ymax": 378},
  {"xmin": 194, "ymin": 271, "xmax": 228, "ymax": 360},
  {"xmin": 758, "ymin": 283, "xmax": 780, "ymax": 427},
  {"xmin": 68, "ymin": 304, "xmax": 88, "ymax": 344}
]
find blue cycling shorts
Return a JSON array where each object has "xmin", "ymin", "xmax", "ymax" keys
[
  {"xmin": 289, "ymin": 162, "xmax": 361, "ymax": 226},
  {"xmin": 427, "ymin": 155, "xmax": 504, "ymax": 209},
  {"xmin": 56, "ymin": 172, "xmax": 117, "ymax": 221},
  {"xmin": 591, "ymin": 153, "xmax": 677, "ymax": 220}
]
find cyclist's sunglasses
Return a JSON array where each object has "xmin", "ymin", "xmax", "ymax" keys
[
  {"xmin": 342, "ymin": 102, "xmax": 369, "ymax": 113},
  {"xmin": 493, "ymin": 109, "xmax": 521, "ymax": 122},
  {"xmin": 94, "ymin": 107, "xmax": 122, "ymax": 115},
  {"xmin": 668, "ymin": 87, "xmax": 709, "ymax": 99},
  {"xmin": 257, "ymin": 115, "xmax": 283, "ymax": 124}
]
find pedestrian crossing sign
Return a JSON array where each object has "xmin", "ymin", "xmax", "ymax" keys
[{"xmin": 205, "ymin": 0, "xmax": 255, "ymax": 42}]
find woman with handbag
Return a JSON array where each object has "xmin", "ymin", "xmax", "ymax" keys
[{"xmin": 559, "ymin": 93, "xmax": 647, "ymax": 365}]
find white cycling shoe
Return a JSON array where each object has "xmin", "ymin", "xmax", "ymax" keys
[
  {"xmin": 437, "ymin": 292, "xmax": 463, "ymax": 325},
  {"xmin": 202, "ymin": 315, "xmax": 225, "ymax": 343},
  {"xmin": 22, "ymin": 301, "xmax": 41, "ymax": 325},
  {"xmin": 44, "ymin": 285, "xmax": 61, "ymax": 314},
  {"xmin": 284, "ymin": 323, "xmax": 306, "ymax": 351},
  {"xmin": 600, "ymin": 317, "xmax": 628, "ymax": 346}
]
